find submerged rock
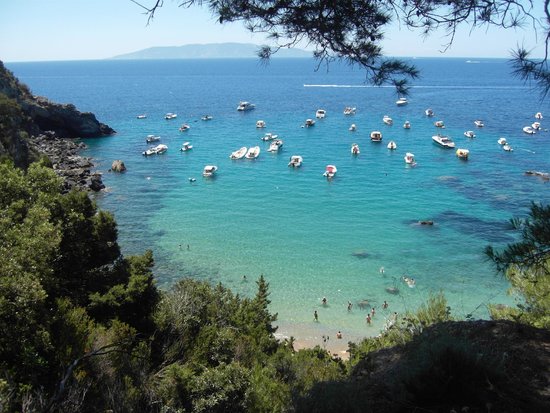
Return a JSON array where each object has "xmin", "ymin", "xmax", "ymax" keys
[{"xmin": 352, "ymin": 250, "xmax": 369, "ymax": 259}]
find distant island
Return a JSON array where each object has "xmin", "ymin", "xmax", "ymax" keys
[{"xmin": 110, "ymin": 42, "xmax": 312, "ymax": 60}]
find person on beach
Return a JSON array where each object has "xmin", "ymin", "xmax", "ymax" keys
[
  {"xmin": 314, "ymin": 310, "xmax": 318, "ymax": 322},
  {"xmin": 336, "ymin": 331, "xmax": 342, "ymax": 339}
]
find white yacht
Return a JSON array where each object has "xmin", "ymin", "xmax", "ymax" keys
[
  {"xmin": 349, "ymin": 123, "xmax": 357, "ymax": 132},
  {"xmin": 456, "ymin": 148, "xmax": 469, "ymax": 159},
  {"xmin": 464, "ymin": 130, "xmax": 476, "ymax": 138},
  {"xmin": 165, "ymin": 113, "xmax": 177, "ymax": 120},
  {"xmin": 432, "ymin": 134, "xmax": 455, "ymax": 148},
  {"xmin": 403, "ymin": 121, "xmax": 411, "ymax": 129},
  {"xmin": 230, "ymin": 147, "xmax": 247, "ymax": 160},
  {"xmin": 503, "ymin": 144, "xmax": 513, "ymax": 152},
  {"xmin": 202, "ymin": 165, "xmax": 218, "ymax": 177},
  {"xmin": 523, "ymin": 126, "xmax": 537, "ymax": 134},
  {"xmin": 351, "ymin": 143, "xmax": 360, "ymax": 155},
  {"xmin": 387, "ymin": 140, "xmax": 397, "ymax": 150},
  {"xmin": 261, "ymin": 132, "xmax": 278, "ymax": 141},
  {"xmin": 370, "ymin": 131, "xmax": 383, "ymax": 142},
  {"xmin": 535, "ymin": 112, "xmax": 543, "ymax": 119},
  {"xmin": 474, "ymin": 120, "xmax": 484, "ymax": 127},
  {"xmin": 425, "ymin": 108, "xmax": 435, "ymax": 117},
  {"xmin": 343, "ymin": 106, "xmax": 356, "ymax": 115},
  {"xmin": 383, "ymin": 115, "xmax": 393, "ymax": 125},
  {"xmin": 179, "ymin": 124, "xmax": 190, "ymax": 132},
  {"xmin": 256, "ymin": 120, "xmax": 266, "ymax": 128},
  {"xmin": 143, "ymin": 144, "xmax": 168, "ymax": 156},
  {"xmin": 180, "ymin": 142, "xmax": 193, "ymax": 152},
  {"xmin": 323, "ymin": 165, "xmax": 337, "ymax": 178},
  {"xmin": 532, "ymin": 122, "xmax": 541, "ymax": 131},
  {"xmin": 268, "ymin": 139, "xmax": 283, "ymax": 152},
  {"xmin": 201, "ymin": 115, "xmax": 213, "ymax": 121},
  {"xmin": 434, "ymin": 120, "xmax": 445, "ymax": 128},
  {"xmin": 146, "ymin": 134, "xmax": 161, "ymax": 143},
  {"xmin": 136, "ymin": 114, "xmax": 147, "ymax": 119},
  {"xmin": 245, "ymin": 146, "xmax": 261, "ymax": 159},
  {"xmin": 396, "ymin": 97, "xmax": 408, "ymax": 106},
  {"xmin": 404, "ymin": 152, "xmax": 416, "ymax": 165},
  {"xmin": 316, "ymin": 109, "xmax": 326, "ymax": 119},
  {"xmin": 288, "ymin": 155, "xmax": 303, "ymax": 167},
  {"xmin": 237, "ymin": 101, "xmax": 255, "ymax": 111},
  {"xmin": 497, "ymin": 137, "xmax": 507, "ymax": 145},
  {"xmin": 304, "ymin": 119, "xmax": 316, "ymax": 127}
]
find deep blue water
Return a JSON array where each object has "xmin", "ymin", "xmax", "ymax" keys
[{"xmin": 7, "ymin": 58, "xmax": 549, "ymax": 348}]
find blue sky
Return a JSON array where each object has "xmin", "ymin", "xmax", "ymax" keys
[{"xmin": 0, "ymin": 0, "xmax": 546, "ymax": 62}]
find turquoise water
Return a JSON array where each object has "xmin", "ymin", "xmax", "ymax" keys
[{"xmin": 8, "ymin": 58, "xmax": 549, "ymax": 346}]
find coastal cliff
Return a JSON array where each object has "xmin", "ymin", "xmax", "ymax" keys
[{"xmin": 0, "ymin": 60, "xmax": 114, "ymax": 190}]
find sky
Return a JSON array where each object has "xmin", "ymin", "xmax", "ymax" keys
[{"xmin": 0, "ymin": 0, "xmax": 546, "ymax": 62}]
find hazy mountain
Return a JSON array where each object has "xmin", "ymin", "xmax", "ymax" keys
[{"xmin": 111, "ymin": 43, "xmax": 312, "ymax": 60}]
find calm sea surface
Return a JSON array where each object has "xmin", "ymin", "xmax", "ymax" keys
[{"xmin": 7, "ymin": 58, "xmax": 549, "ymax": 346}]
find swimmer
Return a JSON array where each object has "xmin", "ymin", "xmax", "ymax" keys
[
  {"xmin": 366, "ymin": 314, "xmax": 372, "ymax": 325},
  {"xmin": 347, "ymin": 301, "xmax": 353, "ymax": 311},
  {"xmin": 382, "ymin": 300, "xmax": 388, "ymax": 309},
  {"xmin": 371, "ymin": 307, "xmax": 376, "ymax": 317},
  {"xmin": 322, "ymin": 297, "xmax": 327, "ymax": 306},
  {"xmin": 379, "ymin": 266, "xmax": 385, "ymax": 274},
  {"xmin": 314, "ymin": 310, "xmax": 318, "ymax": 322}
]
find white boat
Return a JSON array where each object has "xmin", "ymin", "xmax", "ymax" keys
[
  {"xmin": 237, "ymin": 101, "xmax": 255, "ymax": 111},
  {"xmin": 404, "ymin": 152, "xmax": 416, "ymax": 165},
  {"xmin": 474, "ymin": 120, "xmax": 484, "ymax": 127},
  {"xmin": 535, "ymin": 112, "xmax": 543, "ymax": 119},
  {"xmin": 343, "ymin": 106, "xmax": 356, "ymax": 115},
  {"xmin": 230, "ymin": 146, "xmax": 247, "ymax": 160},
  {"xmin": 425, "ymin": 108, "xmax": 435, "ymax": 117},
  {"xmin": 288, "ymin": 155, "xmax": 303, "ymax": 167},
  {"xmin": 245, "ymin": 146, "xmax": 261, "ymax": 159},
  {"xmin": 142, "ymin": 148, "xmax": 156, "ymax": 156},
  {"xmin": 256, "ymin": 120, "xmax": 266, "ymax": 128},
  {"xmin": 370, "ymin": 131, "xmax": 383, "ymax": 142},
  {"xmin": 456, "ymin": 148, "xmax": 469, "ymax": 159},
  {"xmin": 464, "ymin": 130, "xmax": 476, "ymax": 138},
  {"xmin": 202, "ymin": 165, "xmax": 218, "ymax": 177},
  {"xmin": 145, "ymin": 134, "xmax": 161, "ymax": 143},
  {"xmin": 434, "ymin": 120, "xmax": 445, "ymax": 128},
  {"xmin": 387, "ymin": 140, "xmax": 397, "ymax": 150},
  {"xmin": 261, "ymin": 132, "xmax": 278, "ymax": 141},
  {"xmin": 316, "ymin": 109, "xmax": 326, "ymax": 119},
  {"xmin": 179, "ymin": 124, "xmax": 190, "ymax": 132},
  {"xmin": 143, "ymin": 144, "xmax": 168, "ymax": 156},
  {"xmin": 136, "ymin": 114, "xmax": 147, "ymax": 119},
  {"xmin": 268, "ymin": 139, "xmax": 283, "ymax": 152},
  {"xmin": 323, "ymin": 164, "xmax": 337, "ymax": 178},
  {"xmin": 497, "ymin": 137, "xmax": 507, "ymax": 145},
  {"xmin": 165, "ymin": 113, "xmax": 177, "ymax": 120},
  {"xmin": 532, "ymin": 122, "xmax": 541, "ymax": 131},
  {"xmin": 432, "ymin": 134, "xmax": 455, "ymax": 148},
  {"xmin": 383, "ymin": 115, "xmax": 393, "ymax": 125},
  {"xmin": 503, "ymin": 144, "xmax": 513, "ymax": 152},
  {"xmin": 523, "ymin": 126, "xmax": 537, "ymax": 134},
  {"xmin": 201, "ymin": 115, "xmax": 213, "ymax": 121},
  {"xmin": 349, "ymin": 123, "xmax": 356, "ymax": 132},
  {"xmin": 180, "ymin": 142, "xmax": 193, "ymax": 152},
  {"xmin": 304, "ymin": 119, "xmax": 316, "ymax": 127},
  {"xmin": 351, "ymin": 143, "xmax": 360, "ymax": 155},
  {"xmin": 403, "ymin": 121, "xmax": 411, "ymax": 129},
  {"xmin": 396, "ymin": 97, "xmax": 408, "ymax": 106}
]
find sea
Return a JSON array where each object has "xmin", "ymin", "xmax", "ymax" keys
[{"xmin": 6, "ymin": 57, "xmax": 549, "ymax": 350}]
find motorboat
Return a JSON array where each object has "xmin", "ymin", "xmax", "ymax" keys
[
  {"xmin": 349, "ymin": 124, "xmax": 356, "ymax": 132},
  {"xmin": 256, "ymin": 120, "xmax": 266, "ymax": 128},
  {"xmin": 268, "ymin": 139, "xmax": 283, "ymax": 152},
  {"xmin": 304, "ymin": 119, "xmax": 316, "ymax": 127},
  {"xmin": 456, "ymin": 148, "xmax": 469, "ymax": 159},
  {"xmin": 370, "ymin": 131, "xmax": 383, "ymax": 142},
  {"xmin": 503, "ymin": 144, "xmax": 513, "ymax": 152},
  {"xmin": 383, "ymin": 115, "xmax": 393, "ymax": 125},
  {"xmin": 230, "ymin": 146, "xmax": 247, "ymax": 160},
  {"xmin": 245, "ymin": 146, "xmax": 261, "ymax": 159},
  {"xmin": 146, "ymin": 134, "xmax": 161, "ymax": 143},
  {"xmin": 343, "ymin": 106, "xmax": 356, "ymax": 115},
  {"xmin": 403, "ymin": 121, "xmax": 411, "ymax": 129},
  {"xmin": 535, "ymin": 112, "xmax": 543, "ymax": 119},
  {"xmin": 387, "ymin": 140, "xmax": 397, "ymax": 150},
  {"xmin": 201, "ymin": 115, "xmax": 213, "ymax": 121},
  {"xmin": 261, "ymin": 132, "xmax": 278, "ymax": 141},
  {"xmin": 237, "ymin": 101, "xmax": 255, "ymax": 111},
  {"xmin": 464, "ymin": 130, "xmax": 476, "ymax": 138},
  {"xmin": 425, "ymin": 108, "xmax": 435, "ymax": 117},
  {"xmin": 474, "ymin": 120, "xmax": 484, "ymax": 127},
  {"xmin": 202, "ymin": 165, "xmax": 218, "ymax": 177},
  {"xmin": 432, "ymin": 134, "xmax": 455, "ymax": 148},
  {"xmin": 497, "ymin": 137, "xmax": 507, "ymax": 145},
  {"xmin": 351, "ymin": 143, "xmax": 360, "ymax": 155},
  {"xmin": 180, "ymin": 142, "xmax": 193, "ymax": 152},
  {"xmin": 136, "ymin": 114, "xmax": 147, "ymax": 119},
  {"xmin": 179, "ymin": 124, "xmax": 190, "ymax": 132},
  {"xmin": 523, "ymin": 126, "xmax": 536, "ymax": 134},
  {"xmin": 323, "ymin": 164, "xmax": 337, "ymax": 178},
  {"xmin": 532, "ymin": 122, "xmax": 541, "ymax": 131},
  {"xmin": 288, "ymin": 155, "xmax": 303, "ymax": 167},
  {"xmin": 396, "ymin": 97, "xmax": 408, "ymax": 106},
  {"xmin": 404, "ymin": 152, "xmax": 416, "ymax": 165},
  {"xmin": 434, "ymin": 120, "xmax": 445, "ymax": 128},
  {"xmin": 143, "ymin": 144, "xmax": 168, "ymax": 156},
  {"xmin": 316, "ymin": 109, "xmax": 326, "ymax": 119},
  {"xmin": 165, "ymin": 113, "xmax": 177, "ymax": 120}
]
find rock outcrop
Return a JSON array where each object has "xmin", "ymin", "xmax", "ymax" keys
[{"xmin": 110, "ymin": 160, "xmax": 126, "ymax": 172}]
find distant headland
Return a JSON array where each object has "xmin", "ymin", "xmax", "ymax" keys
[{"xmin": 110, "ymin": 42, "xmax": 312, "ymax": 60}]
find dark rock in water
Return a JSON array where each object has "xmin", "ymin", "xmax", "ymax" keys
[
  {"xmin": 418, "ymin": 220, "xmax": 434, "ymax": 225},
  {"xmin": 111, "ymin": 160, "xmax": 126, "ymax": 172},
  {"xmin": 352, "ymin": 250, "xmax": 369, "ymax": 259},
  {"xmin": 385, "ymin": 287, "xmax": 399, "ymax": 295},
  {"xmin": 89, "ymin": 173, "xmax": 105, "ymax": 192},
  {"xmin": 357, "ymin": 300, "xmax": 371, "ymax": 310}
]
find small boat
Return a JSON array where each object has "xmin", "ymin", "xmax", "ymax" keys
[
  {"xmin": 425, "ymin": 108, "xmax": 435, "ymax": 117},
  {"xmin": 142, "ymin": 148, "xmax": 156, "ymax": 156},
  {"xmin": 403, "ymin": 121, "xmax": 411, "ymax": 129},
  {"xmin": 396, "ymin": 97, "xmax": 408, "ymax": 106},
  {"xmin": 245, "ymin": 146, "xmax": 261, "ymax": 159},
  {"xmin": 343, "ymin": 106, "xmax": 356, "ymax": 115},
  {"xmin": 456, "ymin": 148, "xmax": 469, "ymax": 159},
  {"xmin": 464, "ymin": 130, "xmax": 476, "ymax": 138},
  {"xmin": 404, "ymin": 152, "xmax": 416, "ymax": 165},
  {"xmin": 179, "ymin": 124, "xmax": 190, "ymax": 132},
  {"xmin": 165, "ymin": 113, "xmax": 177, "ymax": 120},
  {"xmin": 323, "ymin": 164, "xmax": 337, "ymax": 178},
  {"xmin": 535, "ymin": 112, "xmax": 543, "ymax": 119},
  {"xmin": 434, "ymin": 120, "xmax": 445, "ymax": 128},
  {"xmin": 503, "ymin": 144, "xmax": 513, "ymax": 152},
  {"xmin": 237, "ymin": 101, "xmax": 255, "ymax": 111},
  {"xmin": 230, "ymin": 146, "xmax": 247, "ymax": 160},
  {"xmin": 304, "ymin": 119, "xmax": 316, "ymax": 127},
  {"xmin": 370, "ymin": 131, "xmax": 383, "ymax": 142},
  {"xmin": 382, "ymin": 115, "xmax": 393, "ymax": 125},
  {"xmin": 202, "ymin": 165, "xmax": 218, "ymax": 177},
  {"xmin": 474, "ymin": 120, "xmax": 484, "ymax": 127},
  {"xmin": 351, "ymin": 143, "xmax": 360, "ymax": 155},
  {"xmin": 268, "ymin": 139, "xmax": 284, "ymax": 152},
  {"xmin": 256, "ymin": 120, "xmax": 266, "ymax": 128},
  {"xmin": 387, "ymin": 140, "xmax": 397, "ymax": 150},
  {"xmin": 349, "ymin": 123, "xmax": 357, "ymax": 132},
  {"xmin": 523, "ymin": 126, "xmax": 537, "ymax": 134},
  {"xmin": 180, "ymin": 142, "xmax": 193, "ymax": 152},
  {"xmin": 288, "ymin": 155, "xmax": 303, "ymax": 167},
  {"xmin": 261, "ymin": 132, "xmax": 278, "ymax": 141},
  {"xmin": 136, "ymin": 114, "xmax": 147, "ymax": 119},
  {"xmin": 316, "ymin": 109, "xmax": 326, "ymax": 119},
  {"xmin": 532, "ymin": 122, "xmax": 541, "ymax": 131},
  {"xmin": 201, "ymin": 115, "xmax": 213, "ymax": 121},
  {"xmin": 497, "ymin": 137, "xmax": 507, "ymax": 145},
  {"xmin": 143, "ymin": 144, "xmax": 168, "ymax": 156},
  {"xmin": 146, "ymin": 134, "xmax": 161, "ymax": 143},
  {"xmin": 432, "ymin": 134, "xmax": 455, "ymax": 148}
]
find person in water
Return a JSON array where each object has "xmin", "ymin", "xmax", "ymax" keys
[
  {"xmin": 314, "ymin": 310, "xmax": 318, "ymax": 322},
  {"xmin": 322, "ymin": 297, "xmax": 327, "ymax": 306}
]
